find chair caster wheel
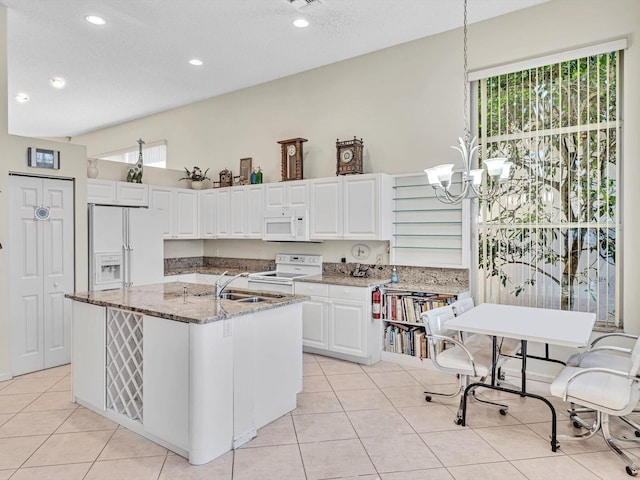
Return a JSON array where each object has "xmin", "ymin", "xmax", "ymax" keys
[
  {"xmin": 499, "ymin": 409, "xmax": 508, "ymax": 416},
  {"xmin": 626, "ymin": 465, "xmax": 638, "ymax": 476},
  {"xmin": 635, "ymin": 430, "xmax": 640, "ymax": 438},
  {"xmin": 573, "ymin": 421, "xmax": 583, "ymax": 429},
  {"xmin": 454, "ymin": 417, "xmax": 463, "ymax": 425},
  {"xmin": 425, "ymin": 395, "xmax": 432, "ymax": 402}
]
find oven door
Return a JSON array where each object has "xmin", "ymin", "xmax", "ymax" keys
[{"xmin": 247, "ymin": 278, "xmax": 293, "ymax": 294}]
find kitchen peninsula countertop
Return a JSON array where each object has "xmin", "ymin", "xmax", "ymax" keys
[{"xmin": 66, "ymin": 282, "xmax": 308, "ymax": 325}]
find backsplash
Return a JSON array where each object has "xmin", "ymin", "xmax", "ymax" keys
[{"xmin": 166, "ymin": 256, "xmax": 469, "ymax": 290}]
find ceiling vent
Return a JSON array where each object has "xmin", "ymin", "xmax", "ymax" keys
[{"xmin": 285, "ymin": 0, "xmax": 323, "ymax": 11}]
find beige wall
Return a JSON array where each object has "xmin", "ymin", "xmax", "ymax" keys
[
  {"xmin": 72, "ymin": 0, "xmax": 640, "ymax": 333},
  {"xmin": 0, "ymin": 6, "xmax": 89, "ymax": 379}
]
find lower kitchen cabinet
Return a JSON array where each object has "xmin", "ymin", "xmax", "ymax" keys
[{"xmin": 295, "ymin": 282, "xmax": 381, "ymax": 365}]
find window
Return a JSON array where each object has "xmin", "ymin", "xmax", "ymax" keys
[
  {"xmin": 476, "ymin": 49, "xmax": 622, "ymax": 329},
  {"xmin": 95, "ymin": 140, "xmax": 167, "ymax": 168}
]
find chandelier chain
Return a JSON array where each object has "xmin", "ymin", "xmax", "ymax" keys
[{"xmin": 463, "ymin": 0, "xmax": 469, "ymax": 144}]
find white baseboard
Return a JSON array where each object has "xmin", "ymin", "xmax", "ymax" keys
[{"xmin": 0, "ymin": 372, "xmax": 12, "ymax": 382}]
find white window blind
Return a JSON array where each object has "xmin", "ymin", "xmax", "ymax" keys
[
  {"xmin": 391, "ymin": 173, "xmax": 469, "ymax": 268},
  {"xmin": 96, "ymin": 140, "xmax": 167, "ymax": 168},
  {"xmin": 476, "ymin": 50, "xmax": 621, "ymax": 329}
]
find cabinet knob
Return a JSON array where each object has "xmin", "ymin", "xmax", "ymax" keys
[{"xmin": 53, "ymin": 282, "xmax": 60, "ymax": 288}]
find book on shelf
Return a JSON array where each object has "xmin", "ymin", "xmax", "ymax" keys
[{"xmin": 382, "ymin": 292, "xmax": 456, "ymax": 323}]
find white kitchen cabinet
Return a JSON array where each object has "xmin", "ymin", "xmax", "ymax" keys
[
  {"xmin": 87, "ymin": 179, "xmax": 116, "ymax": 204},
  {"xmin": 308, "ymin": 174, "xmax": 392, "ymax": 241},
  {"xmin": 309, "ymin": 178, "xmax": 343, "ymax": 240},
  {"xmin": 295, "ymin": 282, "xmax": 380, "ymax": 364},
  {"xmin": 117, "ymin": 182, "xmax": 149, "ymax": 206},
  {"xmin": 149, "ymin": 186, "xmax": 199, "ymax": 239},
  {"xmin": 214, "ymin": 189, "xmax": 231, "ymax": 237},
  {"xmin": 87, "ymin": 179, "xmax": 148, "ymax": 206},
  {"xmin": 143, "ymin": 315, "xmax": 190, "ymax": 450},
  {"xmin": 229, "ymin": 185, "xmax": 264, "ymax": 239},
  {"xmin": 343, "ymin": 174, "xmax": 392, "ymax": 240},
  {"xmin": 199, "ymin": 190, "xmax": 216, "ymax": 239},
  {"xmin": 265, "ymin": 180, "xmax": 308, "ymax": 209},
  {"xmin": 72, "ymin": 302, "xmax": 106, "ymax": 411}
]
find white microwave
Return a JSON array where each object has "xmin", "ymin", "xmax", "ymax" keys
[{"xmin": 262, "ymin": 207, "xmax": 310, "ymax": 242}]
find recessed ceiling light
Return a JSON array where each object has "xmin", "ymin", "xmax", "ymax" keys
[
  {"xmin": 189, "ymin": 59, "xmax": 204, "ymax": 66},
  {"xmin": 49, "ymin": 77, "xmax": 66, "ymax": 89},
  {"xmin": 85, "ymin": 15, "xmax": 106, "ymax": 25},
  {"xmin": 15, "ymin": 93, "xmax": 30, "ymax": 103},
  {"xmin": 293, "ymin": 18, "xmax": 309, "ymax": 28}
]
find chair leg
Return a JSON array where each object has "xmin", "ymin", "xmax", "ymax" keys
[
  {"xmin": 424, "ymin": 381, "xmax": 463, "ymax": 402},
  {"xmin": 601, "ymin": 413, "xmax": 640, "ymax": 476},
  {"xmin": 469, "ymin": 388, "xmax": 509, "ymax": 416},
  {"xmin": 558, "ymin": 410, "xmax": 601, "ymax": 440}
]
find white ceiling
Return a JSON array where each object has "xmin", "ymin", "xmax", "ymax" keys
[{"xmin": 1, "ymin": 0, "xmax": 548, "ymax": 138}]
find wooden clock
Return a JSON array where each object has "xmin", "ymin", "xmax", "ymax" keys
[
  {"xmin": 278, "ymin": 137, "xmax": 307, "ymax": 181},
  {"xmin": 336, "ymin": 137, "xmax": 364, "ymax": 175}
]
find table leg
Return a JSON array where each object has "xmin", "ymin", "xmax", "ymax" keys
[
  {"xmin": 491, "ymin": 336, "xmax": 497, "ymax": 387},
  {"xmin": 460, "ymin": 381, "xmax": 559, "ymax": 452},
  {"xmin": 520, "ymin": 340, "xmax": 527, "ymax": 395}
]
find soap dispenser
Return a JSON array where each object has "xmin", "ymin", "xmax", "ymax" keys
[{"xmin": 391, "ymin": 266, "xmax": 398, "ymax": 283}]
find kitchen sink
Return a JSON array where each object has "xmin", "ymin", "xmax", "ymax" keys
[
  {"xmin": 193, "ymin": 291, "xmax": 271, "ymax": 302},
  {"xmin": 236, "ymin": 296, "xmax": 266, "ymax": 303}
]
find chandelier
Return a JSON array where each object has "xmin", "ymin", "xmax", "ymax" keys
[{"xmin": 424, "ymin": 0, "xmax": 512, "ymax": 204}]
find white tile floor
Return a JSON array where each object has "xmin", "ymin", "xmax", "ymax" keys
[{"xmin": 0, "ymin": 354, "xmax": 639, "ymax": 479}]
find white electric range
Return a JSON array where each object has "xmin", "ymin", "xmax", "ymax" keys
[{"xmin": 248, "ymin": 254, "xmax": 323, "ymax": 294}]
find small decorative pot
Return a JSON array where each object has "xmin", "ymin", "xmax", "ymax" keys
[
  {"xmin": 191, "ymin": 180, "xmax": 203, "ymax": 190},
  {"xmin": 87, "ymin": 159, "xmax": 99, "ymax": 179}
]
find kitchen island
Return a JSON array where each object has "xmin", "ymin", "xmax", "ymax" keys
[{"xmin": 66, "ymin": 282, "xmax": 308, "ymax": 465}]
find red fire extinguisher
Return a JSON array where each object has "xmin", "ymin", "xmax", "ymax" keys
[{"xmin": 372, "ymin": 287, "xmax": 381, "ymax": 319}]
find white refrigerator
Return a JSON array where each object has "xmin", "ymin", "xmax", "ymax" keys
[{"xmin": 89, "ymin": 204, "xmax": 164, "ymax": 291}]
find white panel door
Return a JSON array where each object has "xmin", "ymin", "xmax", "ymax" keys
[
  {"xmin": 309, "ymin": 178, "xmax": 342, "ymax": 240},
  {"xmin": 329, "ymin": 299, "xmax": 367, "ymax": 357},
  {"xmin": 174, "ymin": 189, "xmax": 198, "ymax": 238},
  {"xmin": 10, "ymin": 175, "xmax": 74, "ymax": 375},
  {"xmin": 343, "ymin": 174, "xmax": 378, "ymax": 239},
  {"xmin": 149, "ymin": 187, "xmax": 172, "ymax": 237}
]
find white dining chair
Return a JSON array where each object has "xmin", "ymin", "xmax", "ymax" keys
[
  {"xmin": 566, "ymin": 333, "xmax": 640, "ymax": 438},
  {"xmin": 550, "ymin": 335, "xmax": 640, "ymax": 476},
  {"xmin": 421, "ymin": 305, "xmax": 509, "ymax": 424}
]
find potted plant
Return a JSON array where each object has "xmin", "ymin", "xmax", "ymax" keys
[{"xmin": 180, "ymin": 166, "xmax": 210, "ymax": 190}]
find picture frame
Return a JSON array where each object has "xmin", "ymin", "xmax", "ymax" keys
[
  {"xmin": 27, "ymin": 147, "xmax": 60, "ymax": 169},
  {"xmin": 239, "ymin": 157, "xmax": 252, "ymax": 182}
]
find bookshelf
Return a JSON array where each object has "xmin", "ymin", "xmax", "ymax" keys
[{"xmin": 380, "ymin": 287, "xmax": 458, "ymax": 367}]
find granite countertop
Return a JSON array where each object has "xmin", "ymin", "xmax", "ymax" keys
[
  {"xmin": 165, "ymin": 266, "xmax": 253, "ymax": 277},
  {"xmin": 295, "ymin": 274, "xmax": 390, "ymax": 288},
  {"xmin": 66, "ymin": 282, "xmax": 309, "ymax": 325}
]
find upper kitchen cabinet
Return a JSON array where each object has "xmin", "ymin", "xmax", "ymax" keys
[
  {"xmin": 87, "ymin": 179, "xmax": 149, "ymax": 206},
  {"xmin": 214, "ymin": 188, "xmax": 231, "ymax": 237},
  {"xmin": 149, "ymin": 186, "xmax": 199, "ymax": 239},
  {"xmin": 229, "ymin": 184, "xmax": 265, "ymax": 239},
  {"xmin": 309, "ymin": 173, "xmax": 391, "ymax": 241},
  {"xmin": 264, "ymin": 180, "xmax": 308, "ymax": 209},
  {"xmin": 343, "ymin": 174, "xmax": 392, "ymax": 240},
  {"xmin": 309, "ymin": 178, "xmax": 343, "ymax": 240},
  {"xmin": 199, "ymin": 190, "xmax": 216, "ymax": 239}
]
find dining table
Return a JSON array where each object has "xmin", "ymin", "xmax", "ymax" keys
[{"xmin": 445, "ymin": 302, "xmax": 596, "ymax": 451}]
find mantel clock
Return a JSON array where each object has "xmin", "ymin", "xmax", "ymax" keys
[
  {"xmin": 336, "ymin": 137, "xmax": 364, "ymax": 175},
  {"xmin": 278, "ymin": 137, "xmax": 307, "ymax": 181}
]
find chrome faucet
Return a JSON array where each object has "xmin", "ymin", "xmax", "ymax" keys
[{"xmin": 215, "ymin": 271, "xmax": 249, "ymax": 298}]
